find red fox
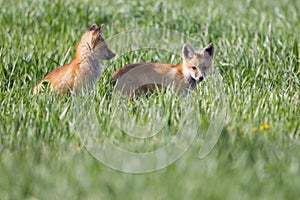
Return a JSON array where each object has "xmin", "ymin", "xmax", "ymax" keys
[
  {"xmin": 33, "ymin": 23, "xmax": 115, "ymax": 95},
  {"xmin": 112, "ymin": 43, "xmax": 214, "ymax": 96}
]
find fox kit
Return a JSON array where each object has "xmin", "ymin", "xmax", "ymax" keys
[
  {"xmin": 112, "ymin": 43, "xmax": 214, "ymax": 96},
  {"xmin": 33, "ymin": 23, "xmax": 115, "ymax": 95}
]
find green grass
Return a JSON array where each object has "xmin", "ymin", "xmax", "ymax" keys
[{"xmin": 0, "ymin": 0, "xmax": 299, "ymax": 199}]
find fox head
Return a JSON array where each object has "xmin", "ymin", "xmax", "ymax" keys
[
  {"xmin": 182, "ymin": 43, "xmax": 214, "ymax": 85},
  {"xmin": 77, "ymin": 23, "xmax": 115, "ymax": 60}
]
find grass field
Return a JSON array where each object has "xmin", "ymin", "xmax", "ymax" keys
[{"xmin": 0, "ymin": 0, "xmax": 299, "ymax": 199}]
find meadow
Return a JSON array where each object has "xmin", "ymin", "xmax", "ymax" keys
[{"xmin": 0, "ymin": 0, "xmax": 299, "ymax": 199}]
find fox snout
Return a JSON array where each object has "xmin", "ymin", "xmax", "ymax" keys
[
  {"xmin": 192, "ymin": 74, "xmax": 204, "ymax": 83},
  {"xmin": 95, "ymin": 42, "xmax": 116, "ymax": 60},
  {"xmin": 102, "ymin": 48, "xmax": 116, "ymax": 60},
  {"xmin": 197, "ymin": 76, "xmax": 204, "ymax": 82},
  {"xmin": 107, "ymin": 49, "xmax": 116, "ymax": 60}
]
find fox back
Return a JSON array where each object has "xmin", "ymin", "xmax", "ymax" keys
[{"xmin": 33, "ymin": 23, "xmax": 115, "ymax": 95}]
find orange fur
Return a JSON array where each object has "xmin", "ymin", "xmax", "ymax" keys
[
  {"xmin": 33, "ymin": 23, "xmax": 115, "ymax": 95},
  {"xmin": 171, "ymin": 64, "xmax": 183, "ymax": 75},
  {"xmin": 112, "ymin": 43, "xmax": 214, "ymax": 96}
]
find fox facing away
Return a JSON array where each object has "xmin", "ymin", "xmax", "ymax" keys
[
  {"xmin": 112, "ymin": 43, "xmax": 214, "ymax": 96},
  {"xmin": 33, "ymin": 23, "xmax": 115, "ymax": 95}
]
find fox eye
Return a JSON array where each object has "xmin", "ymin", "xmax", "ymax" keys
[{"xmin": 192, "ymin": 66, "xmax": 197, "ymax": 70}]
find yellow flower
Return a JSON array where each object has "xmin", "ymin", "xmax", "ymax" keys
[
  {"xmin": 226, "ymin": 125, "xmax": 235, "ymax": 131},
  {"xmin": 76, "ymin": 146, "xmax": 81, "ymax": 152},
  {"xmin": 259, "ymin": 124, "xmax": 270, "ymax": 131},
  {"xmin": 259, "ymin": 125, "xmax": 264, "ymax": 131},
  {"xmin": 263, "ymin": 124, "xmax": 270, "ymax": 129},
  {"xmin": 251, "ymin": 127, "xmax": 258, "ymax": 132}
]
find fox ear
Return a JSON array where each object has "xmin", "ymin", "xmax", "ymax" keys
[
  {"xmin": 203, "ymin": 43, "xmax": 214, "ymax": 57},
  {"xmin": 182, "ymin": 44, "xmax": 195, "ymax": 60},
  {"xmin": 98, "ymin": 24, "xmax": 105, "ymax": 33},
  {"xmin": 89, "ymin": 23, "xmax": 97, "ymax": 31}
]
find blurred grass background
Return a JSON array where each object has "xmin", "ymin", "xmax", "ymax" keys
[{"xmin": 0, "ymin": 0, "xmax": 299, "ymax": 199}]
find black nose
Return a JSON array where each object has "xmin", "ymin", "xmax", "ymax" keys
[{"xmin": 198, "ymin": 77, "xmax": 204, "ymax": 82}]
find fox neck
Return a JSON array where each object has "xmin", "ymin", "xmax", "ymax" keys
[
  {"xmin": 72, "ymin": 43, "xmax": 102, "ymax": 80},
  {"xmin": 75, "ymin": 42, "xmax": 101, "ymax": 67},
  {"xmin": 76, "ymin": 41, "xmax": 102, "ymax": 60}
]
